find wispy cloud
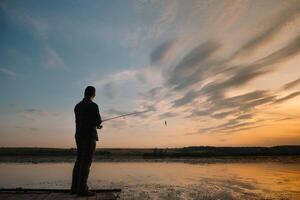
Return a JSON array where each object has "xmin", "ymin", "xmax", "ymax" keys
[
  {"xmin": 18, "ymin": 108, "xmax": 60, "ymax": 121},
  {"xmin": 0, "ymin": 67, "xmax": 23, "ymax": 79},
  {"xmin": 273, "ymin": 91, "xmax": 300, "ymax": 104},
  {"xmin": 121, "ymin": 0, "xmax": 178, "ymax": 50},
  {"xmin": 121, "ymin": 28, "xmax": 143, "ymax": 49},
  {"xmin": 140, "ymin": 2, "xmax": 300, "ymax": 135},
  {"xmin": 166, "ymin": 40, "xmax": 221, "ymax": 91},
  {"xmin": 93, "ymin": 69, "xmax": 142, "ymax": 87},
  {"xmin": 43, "ymin": 47, "xmax": 66, "ymax": 69},
  {"xmin": 14, "ymin": 126, "xmax": 38, "ymax": 133},
  {"xmin": 103, "ymin": 82, "xmax": 118, "ymax": 99},
  {"xmin": 104, "ymin": 108, "xmax": 129, "ymax": 116},
  {"xmin": 93, "ymin": 69, "xmax": 140, "ymax": 99},
  {"xmin": 150, "ymin": 39, "xmax": 176, "ymax": 65},
  {"xmin": 139, "ymin": 87, "xmax": 163, "ymax": 101},
  {"xmin": 0, "ymin": 1, "xmax": 66, "ymax": 70},
  {"xmin": 196, "ymin": 119, "xmax": 264, "ymax": 135},
  {"xmin": 93, "ymin": 68, "xmax": 162, "ymax": 99},
  {"xmin": 230, "ymin": 4, "xmax": 300, "ymax": 60},
  {"xmin": 281, "ymin": 78, "xmax": 300, "ymax": 90}
]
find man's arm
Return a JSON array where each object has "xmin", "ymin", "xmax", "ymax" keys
[{"xmin": 93, "ymin": 104, "xmax": 102, "ymax": 127}]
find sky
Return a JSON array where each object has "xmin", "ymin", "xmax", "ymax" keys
[{"xmin": 0, "ymin": 0, "xmax": 300, "ymax": 148}]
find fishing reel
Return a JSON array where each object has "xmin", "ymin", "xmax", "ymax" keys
[{"xmin": 97, "ymin": 125, "xmax": 103, "ymax": 129}]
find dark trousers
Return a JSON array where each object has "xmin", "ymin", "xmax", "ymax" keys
[{"xmin": 71, "ymin": 134, "xmax": 96, "ymax": 193}]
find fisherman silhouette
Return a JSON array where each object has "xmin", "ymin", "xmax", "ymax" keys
[{"xmin": 71, "ymin": 86, "xmax": 102, "ymax": 197}]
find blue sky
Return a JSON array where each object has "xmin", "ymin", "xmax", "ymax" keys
[{"xmin": 1, "ymin": 0, "xmax": 300, "ymax": 148}]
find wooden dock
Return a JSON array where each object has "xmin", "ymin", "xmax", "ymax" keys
[{"xmin": 0, "ymin": 188, "xmax": 121, "ymax": 200}]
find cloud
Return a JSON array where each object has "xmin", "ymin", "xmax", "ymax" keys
[
  {"xmin": 23, "ymin": 108, "xmax": 60, "ymax": 117},
  {"xmin": 239, "ymin": 96, "xmax": 276, "ymax": 111},
  {"xmin": 43, "ymin": 47, "xmax": 66, "ymax": 69},
  {"xmin": 147, "ymin": 0, "xmax": 178, "ymax": 39},
  {"xmin": 158, "ymin": 111, "xmax": 177, "ymax": 119},
  {"xmin": 172, "ymin": 64, "xmax": 272, "ymax": 109},
  {"xmin": 253, "ymin": 35, "xmax": 300, "ymax": 66},
  {"xmin": 121, "ymin": 28, "xmax": 142, "ymax": 48},
  {"xmin": 171, "ymin": 34, "xmax": 300, "ymax": 109},
  {"xmin": 105, "ymin": 108, "xmax": 129, "ymax": 116},
  {"xmin": 103, "ymin": 82, "xmax": 118, "ymax": 99},
  {"xmin": 18, "ymin": 108, "xmax": 60, "ymax": 120},
  {"xmin": 94, "ymin": 69, "xmax": 149, "ymax": 87},
  {"xmin": 273, "ymin": 91, "xmax": 300, "ymax": 104},
  {"xmin": 139, "ymin": 87, "xmax": 163, "ymax": 100},
  {"xmin": 141, "ymin": 104, "xmax": 157, "ymax": 113},
  {"xmin": 0, "ymin": 67, "xmax": 23, "ymax": 79},
  {"xmin": 143, "ymin": 13, "xmax": 300, "ymax": 135},
  {"xmin": 281, "ymin": 78, "xmax": 300, "ymax": 90},
  {"xmin": 150, "ymin": 39, "xmax": 177, "ymax": 64},
  {"xmin": 93, "ymin": 69, "xmax": 139, "ymax": 99},
  {"xmin": 166, "ymin": 41, "xmax": 221, "ymax": 90},
  {"xmin": 185, "ymin": 85, "xmax": 300, "ymax": 134},
  {"xmin": 230, "ymin": 4, "xmax": 300, "ymax": 59},
  {"xmin": 185, "ymin": 87, "xmax": 299, "ymax": 134},
  {"xmin": 0, "ymin": 2, "xmax": 65, "ymax": 70},
  {"xmin": 196, "ymin": 118, "xmax": 265, "ymax": 134},
  {"xmin": 200, "ymin": 67, "xmax": 271, "ymax": 101},
  {"xmin": 93, "ymin": 67, "xmax": 163, "ymax": 100},
  {"xmin": 15, "ymin": 126, "xmax": 38, "ymax": 132},
  {"xmin": 102, "ymin": 70, "xmax": 137, "ymax": 84},
  {"xmin": 0, "ymin": 2, "xmax": 49, "ymax": 40},
  {"xmin": 106, "ymin": 119, "xmax": 128, "ymax": 129},
  {"xmin": 122, "ymin": 0, "xmax": 178, "ymax": 50},
  {"xmin": 157, "ymin": 3, "xmax": 300, "ymax": 99},
  {"xmin": 212, "ymin": 35, "xmax": 300, "ymax": 99},
  {"xmin": 189, "ymin": 90, "xmax": 274, "ymax": 119},
  {"xmin": 166, "ymin": 35, "xmax": 300, "ymax": 133},
  {"xmin": 211, "ymin": 110, "xmax": 239, "ymax": 119},
  {"xmin": 172, "ymin": 90, "xmax": 199, "ymax": 107},
  {"xmin": 145, "ymin": 29, "xmax": 300, "ymax": 134},
  {"xmin": 135, "ymin": 72, "xmax": 147, "ymax": 84}
]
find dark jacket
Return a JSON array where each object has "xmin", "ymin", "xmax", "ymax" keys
[{"xmin": 74, "ymin": 98, "xmax": 102, "ymax": 141}]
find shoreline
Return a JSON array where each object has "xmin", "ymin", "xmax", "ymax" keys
[{"xmin": 1, "ymin": 155, "xmax": 299, "ymax": 164}]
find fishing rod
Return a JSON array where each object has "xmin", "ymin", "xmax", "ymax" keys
[{"xmin": 101, "ymin": 110, "xmax": 149, "ymax": 122}]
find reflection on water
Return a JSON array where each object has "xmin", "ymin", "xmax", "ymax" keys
[{"xmin": 0, "ymin": 162, "xmax": 300, "ymax": 199}]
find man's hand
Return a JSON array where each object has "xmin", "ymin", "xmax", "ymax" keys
[{"xmin": 97, "ymin": 125, "xmax": 103, "ymax": 129}]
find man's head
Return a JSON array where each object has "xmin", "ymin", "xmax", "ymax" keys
[{"xmin": 84, "ymin": 86, "xmax": 96, "ymax": 100}]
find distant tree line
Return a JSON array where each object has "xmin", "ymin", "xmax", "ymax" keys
[
  {"xmin": 143, "ymin": 146, "xmax": 300, "ymax": 158},
  {"xmin": 0, "ymin": 146, "xmax": 299, "ymax": 158}
]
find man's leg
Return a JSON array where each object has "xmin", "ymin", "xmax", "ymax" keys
[
  {"xmin": 77, "ymin": 138, "xmax": 96, "ymax": 194},
  {"xmin": 71, "ymin": 135, "xmax": 82, "ymax": 193}
]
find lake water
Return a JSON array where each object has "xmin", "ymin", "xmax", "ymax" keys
[{"xmin": 1, "ymin": 161, "xmax": 300, "ymax": 199}]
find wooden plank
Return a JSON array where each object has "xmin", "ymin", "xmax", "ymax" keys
[
  {"xmin": 4, "ymin": 193, "xmax": 43, "ymax": 200},
  {"xmin": 75, "ymin": 195, "xmax": 88, "ymax": 200},
  {"xmin": 0, "ymin": 190, "xmax": 121, "ymax": 200},
  {"xmin": 0, "ymin": 188, "xmax": 121, "ymax": 193},
  {"xmin": 53, "ymin": 193, "xmax": 76, "ymax": 200},
  {"xmin": 96, "ymin": 192, "xmax": 120, "ymax": 200},
  {"xmin": 86, "ymin": 194, "xmax": 97, "ymax": 200},
  {"xmin": 0, "ymin": 194, "xmax": 11, "ymax": 199},
  {"xmin": 43, "ymin": 192, "xmax": 63, "ymax": 200},
  {"xmin": 33, "ymin": 193, "xmax": 52, "ymax": 200}
]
